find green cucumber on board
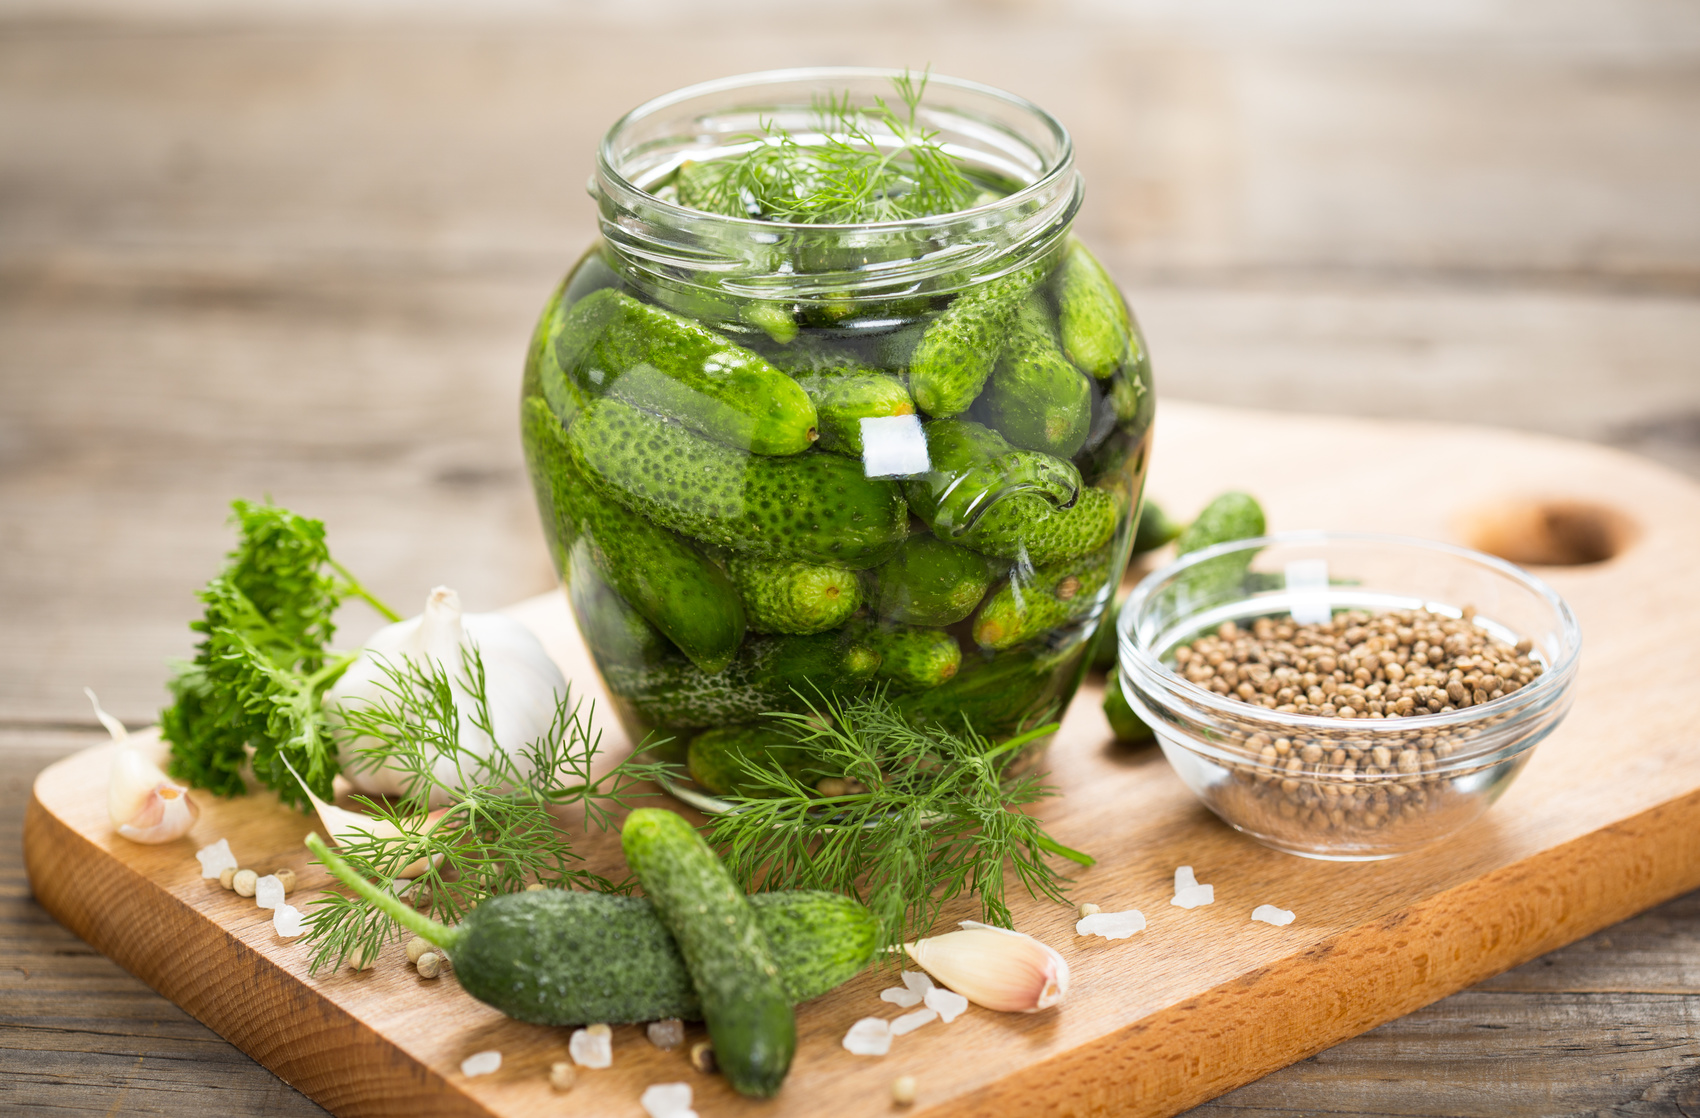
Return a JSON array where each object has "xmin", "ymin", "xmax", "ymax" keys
[
  {"xmin": 302, "ymin": 833, "xmax": 876, "ymax": 1026},
  {"xmin": 556, "ymin": 289, "xmax": 818, "ymax": 456},
  {"xmin": 1173, "ymin": 491, "xmax": 1268, "ymax": 601},
  {"xmin": 568, "ymin": 398, "xmax": 910, "ymax": 569},
  {"xmin": 1104, "ymin": 668, "xmax": 1155, "ymax": 742},
  {"xmin": 622, "ymin": 808, "xmax": 796, "ymax": 1098}
]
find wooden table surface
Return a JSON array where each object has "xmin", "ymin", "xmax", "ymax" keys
[{"xmin": 3, "ymin": 3, "xmax": 1699, "ymax": 1114}]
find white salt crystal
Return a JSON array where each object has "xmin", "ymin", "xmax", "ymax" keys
[
  {"xmin": 1171, "ymin": 883, "xmax": 1214, "ymax": 909},
  {"xmin": 890, "ymin": 1008, "xmax": 938, "ymax": 1036},
  {"xmin": 880, "ymin": 986, "xmax": 924, "ymax": 1008},
  {"xmin": 859, "ymin": 414, "xmax": 931, "ymax": 477},
  {"xmin": 842, "ymin": 1017, "xmax": 893, "ymax": 1056},
  {"xmin": 460, "ymin": 1050, "xmax": 501, "ymax": 1077},
  {"xmin": 900, "ymin": 970, "xmax": 934, "ymax": 996},
  {"xmin": 1076, "ymin": 909, "xmax": 1147, "ymax": 940},
  {"xmin": 1252, "ymin": 904, "xmax": 1296, "ymax": 926},
  {"xmin": 1173, "ymin": 865, "xmax": 1197, "ymax": 892},
  {"xmin": 569, "ymin": 1025, "xmax": 613, "ymax": 1068},
  {"xmin": 924, "ymin": 986, "xmax": 968, "ymax": 1023},
  {"xmin": 254, "ymin": 874, "xmax": 285, "ymax": 910},
  {"xmin": 196, "ymin": 838, "xmax": 237, "ymax": 879},
  {"xmin": 640, "ymin": 1083, "xmax": 694, "ymax": 1118},
  {"xmin": 272, "ymin": 903, "xmax": 304, "ymax": 938}
]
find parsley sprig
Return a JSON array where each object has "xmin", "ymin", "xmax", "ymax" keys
[
  {"xmin": 672, "ymin": 71, "xmax": 980, "ymax": 225},
  {"xmin": 704, "ymin": 691, "xmax": 1093, "ymax": 948}
]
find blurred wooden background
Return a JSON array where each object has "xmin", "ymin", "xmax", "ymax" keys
[{"xmin": 3, "ymin": 1, "xmax": 1698, "ymax": 1114}]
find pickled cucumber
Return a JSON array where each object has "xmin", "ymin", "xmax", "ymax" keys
[
  {"xmin": 566, "ymin": 546, "xmax": 671, "ymax": 673},
  {"xmin": 770, "ymin": 347, "xmax": 915, "ymax": 456},
  {"xmin": 902, "ymin": 420, "xmax": 1079, "ymax": 541},
  {"xmin": 972, "ymin": 545, "xmax": 1115, "ymax": 652},
  {"xmin": 1055, "ymin": 242, "xmax": 1132, "ymax": 380},
  {"xmin": 523, "ymin": 397, "xmax": 746, "ymax": 673},
  {"xmin": 556, "ymin": 289, "xmax": 818, "ymax": 456},
  {"xmin": 726, "ymin": 556, "xmax": 862, "ymax": 635},
  {"xmin": 606, "ymin": 630, "xmax": 882, "ymax": 731},
  {"xmin": 867, "ymin": 533, "xmax": 992, "ymax": 627},
  {"xmin": 975, "ymin": 296, "xmax": 1091, "ymax": 458},
  {"xmin": 894, "ymin": 646, "xmax": 1073, "ymax": 739},
  {"xmin": 688, "ymin": 724, "xmax": 811, "ymax": 797},
  {"xmin": 909, "ymin": 263, "xmax": 1047, "ymax": 417},
  {"xmin": 568, "ymin": 398, "xmax": 910, "ymax": 569},
  {"xmin": 960, "ymin": 485, "xmax": 1120, "ymax": 566},
  {"xmin": 858, "ymin": 625, "xmax": 962, "ymax": 690}
]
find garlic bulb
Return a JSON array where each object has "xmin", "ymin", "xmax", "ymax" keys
[
  {"xmin": 902, "ymin": 921, "xmax": 1069, "ymax": 1013},
  {"xmin": 92, "ymin": 688, "xmax": 201, "ymax": 844},
  {"xmin": 325, "ymin": 587, "xmax": 566, "ymax": 805}
]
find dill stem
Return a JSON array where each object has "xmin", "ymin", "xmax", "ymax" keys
[
  {"xmin": 305, "ymin": 832, "xmax": 463, "ymax": 951},
  {"xmin": 984, "ymin": 722, "xmax": 1061, "ymax": 760},
  {"xmin": 1034, "ymin": 833, "xmax": 1096, "ymax": 867}
]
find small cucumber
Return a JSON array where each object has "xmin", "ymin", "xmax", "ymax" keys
[
  {"xmin": 867, "ymin": 533, "xmax": 993, "ymax": 627},
  {"xmin": 856, "ymin": 623, "xmax": 962, "ymax": 690},
  {"xmin": 565, "ymin": 544, "xmax": 672, "ymax": 673},
  {"xmin": 688, "ymin": 724, "xmax": 812, "ymax": 797},
  {"xmin": 1104, "ymin": 668, "xmax": 1154, "ymax": 742},
  {"xmin": 972, "ymin": 545, "xmax": 1116, "ymax": 652},
  {"xmin": 605, "ymin": 630, "xmax": 882, "ymax": 731},
  {"xmin": 1055, "ymin": 241, "xmax": 1133, "ymax": 380},
  {"xmin": 726, "ymin": 555, "xmax": 862, "ymax": 635},
  {"xmin": 974, "ymin": 295, "xmax": 1092, "ymax": 458},
  {"xmin": 1173, "ymin": 491, "xmax": 1267, "ymax": 601},
  {"xmin": 902, "ymin": 419, "xmax": 1080, "ymax": 541},
  {"xmin": 1133, "ymin": 499, "xmax": 1183, "ymax": 554},
  {"xmin": 622, "ymin": 808, "xmax": 796, "ymax": 1098},
  {"xmin": 960, "ymin": 485, "xmax": 1121, "ymax": 567},
  {"xmin": 894, "ymin": 646, "xmax": 1073, "ymax": 739},
  {"xmin": 909, "ymin": 263, "xmax": 1047, "ymax": 417},
  {"xmin": 568, "ymin": 398, "xmax": 910, "ymax": 569},
  {"xmin": 303, "ymin": 833, "xmax": 875, "ymax": 1028},
  {"xmin": 770, "ymin": 346, "xmax": 916, "ymax": 456},
  {"xmin": 523, "ymin": 397, "xmax": 747, "ymax": 673},
  {"xmin": 556, "ymin": 289, "xmax": 818, "ymax": 456}
]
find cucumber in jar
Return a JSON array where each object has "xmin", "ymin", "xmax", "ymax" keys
[
  {"xmin": 1054, "ymin": 241, "xmax": 1135, "ymax": 381},
  {"xmin": 726, "ymin": 555, "xmax": 862, "ymax": 635},
  {"xmin": 765, "ymin": 344, "xmax": 915, "ymax": 456},
  {"xmin": 856, "ymin": 623, "xmax": 962, "ymax": 690},
  {"xmin": 902, "ymin": 419, "xmax": 1079, "ymax": 540},
  {"xmin": 866, "ymin": 533, "xmax": 993, "ymax": 627},
  {"xmin": 555, "ymin": 289, "xmax": 818, "ymax": 456},
  {"xmin": 973, "ymin": 295, "xmax": 1092, "ymax": 459},
  {"xmin": 521, "ymin": 397, "xmax": 747, "ymax": 674},
  {"xmin": 972, "ymin": 544, "xmax": 1116, "ymax": 652},
  {"xmin": 567, "ymin": 398, "xmax": 910, "ymax": 569},
  {"xmin": 909, "ymin": 263, "xmax": 1049, "ymax": 417}
]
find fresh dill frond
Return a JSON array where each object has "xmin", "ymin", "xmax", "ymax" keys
[
  {"xmin": 300, "ymin": 646, "xmax": 672, "ymax": 973},
  {"xmin": 161, "ymin": 500, "xmax": 399, "ymax": 808},
  {"xmin": 703, "ymin": 691, "xmax": 1092, "ymax": 948},
  {"xmin": 672, "ymin": 70, "xmax": 981, "ymax": 224}
]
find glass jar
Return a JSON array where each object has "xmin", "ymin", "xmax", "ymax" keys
[{"xmin": 520, "ymin": 68, "xmax": 1153, "ymax": 802}]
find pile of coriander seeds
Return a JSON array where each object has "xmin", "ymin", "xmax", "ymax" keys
[
  {"xmin": 1172, "ymin": 607, "xmax": 1542, "ymax": 720},
  {"xmin": 1168, "ymin": 607, "xmax": 1547, "ymax": 842}
]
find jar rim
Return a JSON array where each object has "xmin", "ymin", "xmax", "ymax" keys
[{"xmin": 595, "ymin": 66, "xmax": 1076, "ymax": 233}]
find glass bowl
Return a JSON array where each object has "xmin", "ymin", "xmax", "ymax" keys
[{"xmin": 1116, "ymin": 531, "xmax": 1581, "ymax": 860}]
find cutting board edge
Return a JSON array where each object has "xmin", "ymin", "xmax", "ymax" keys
[
  {"xmin": 921, "ymin": 784, "xmax": 1700, "ymax": 1118},
  {"xmin": 22, "ymin": 775, "xmax": 489, "ymax": 1118},
  {"xmin": 25, "ymin": 743, "xmax": 1700, "ymax": 1118}
]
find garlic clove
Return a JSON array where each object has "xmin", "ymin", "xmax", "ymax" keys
[
  {"xmin": 93, "ymin": 688, "xmax": 201, "ymax": 845},
  {"xmin": 280, "ymin": 754, "xmax": 449, "ymax": 878},
  {"xmin": 902, "ymin": 921, "xmax": 1070, "ymax": 1013}
]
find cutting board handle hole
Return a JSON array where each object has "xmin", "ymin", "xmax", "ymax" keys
[{"xmin": 1460, "ymin": 499, "xmax": 1637, "ymax": 566}]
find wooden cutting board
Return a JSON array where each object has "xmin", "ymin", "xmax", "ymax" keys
[{"xmin": 24, "ymin": 401, "xmax": 1700, "ymax": 1118}]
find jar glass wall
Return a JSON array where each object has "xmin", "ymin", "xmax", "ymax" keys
[{"xmin": 520, "ymin": 69, "xmax": 1153, "ymax": 803}]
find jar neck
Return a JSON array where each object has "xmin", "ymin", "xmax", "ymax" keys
[{"xmin": 590, "ymin": 68, "xmax": 1082, "ymax": 306}]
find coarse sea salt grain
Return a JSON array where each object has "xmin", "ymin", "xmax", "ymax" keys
[
  {"xmin": 1076, "ymin": 909, "xmax": 1147, "ymax": 940},
  {"xmin": 843, "ymin": 1017, "xmax": 893, "ymax": 1056},
  {"xmin": 924, "ymin": 986, "xmax": 968, "ymax": 1023},
  {"xmin": 1171, "ymin": 883, "xmax": 1214, "ymax": 909},
  {"xmin": 640, "ymin": 1082, "xmax": 695, "ymax": 1118},
  {"xmin": 569, "ymin": 1026, "xmax": 613, "ymax": 1068},
  {"xmin": 890, "ymin": 1007, "xmax": 938, "ymax": 1036},
  {"xmin": 460, "ymin": 1050, "xmax": 501, "ymax": 1077},
  {"xmin": 196, "ymin": 839, "xmax": 237, "ymax": 880},
  {"xmin": 1174, "ymin": 865, "xmax": 1197, "ymax": 892},
  {"xmin": 1252, "ymin": 904, "xmax": 1296, "ymax": 926},
  {"xmin": 880, "ymin": 986, "xmax": 924, "ymax": 1008},
  {"xmin": 901, "ymin": 970, "xmax": 935, "ymax": 996},
  {"xmin": 254, "ymin": 874, "xmax": 285, "ymax": 910},
  {"xmin": 272, "ymin": 904, "xmax": 304, "ymax": 938}
]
